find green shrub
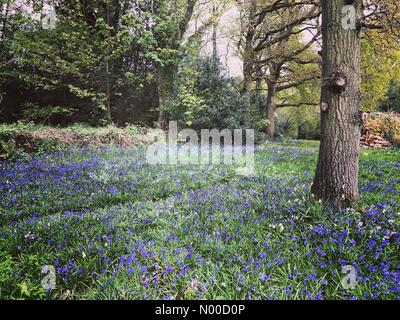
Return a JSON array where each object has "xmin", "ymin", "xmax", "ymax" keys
[
  {"xmin": 379, "ymin": 79, "xmax": 400, "ymax": 113},
  {"xmin": 124, "ymin": 124, "xmax": 143, "ymax": 137},
  {"xmin": 275, "ymin": 105, "xmax": 320, "ymax": 140},
  {"xmin": 167, "ymin": 57, "xmax": 244, "ymax": 131},
  {"xmin": 0, "ymin": 252, "xmax": 13, "ymax": 288},
  {"xmin": 21, "ymin": 103, "xmax": 75, "ymax": 124}
]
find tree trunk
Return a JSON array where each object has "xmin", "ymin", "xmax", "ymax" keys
[
  {"xmin": 241, "ymin": 0, "xmax": 257, "ymax": 127},
  {"xmin": 311, "ymin": 0, "xmax": 362, "ymax": 209},
  {"xmin": 212, "ymin": 3, "xmax": 218, "ymax": 59},
  {"xmin": 105, "ymin": 59, "xmax": 112, "ymax": 124},
  {"xmin": 265, "ymin": 62, "xmax": 281, "ymax": 138},
  {"xmin": 105, "ymin": 3, "xmax": 112, "ymax": 124},
  {"xmin": 242, "ymin": 57, "xmax": 253, "ymax": 126},
  {"xmin": 0, "ymin": 2, "xmax": 10, "ymax": 42},
  {"xmin": 266, "ymin": 82, "xmax": 276, "ymax": 138},
  {"xmin": 157, "ymin": 69, "xmax": 166, "ymax": 131}
]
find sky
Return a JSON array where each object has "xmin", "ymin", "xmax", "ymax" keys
[{"xmin": 186, "ymin": 3, "xmax": 244, "ymax": 78}]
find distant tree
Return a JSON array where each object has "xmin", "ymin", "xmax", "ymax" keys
[
  {"xmin": 236, "ymin": 0, "xmax": 320, "ymax": 135},
  {"xmin": 256, "ymin": 33, "xmax": 321, "ymax": 137},
  {"xmin": 167, "ymin": 56, "xmax": 243, "ymax": 130},
  {"xmin": 1, "ymin": 0, "xmax": 158, "ymax": 124},
  {"xmin": 148, "ymin": 0, "xmax": 197, "ymax": 130},
  {"xmin": 361, "ymin": 32, "xmax": 400, "ymax": 112},
  {"xmin": 380, "ymin": 79, "xmax": 400, "ymax": 112}
]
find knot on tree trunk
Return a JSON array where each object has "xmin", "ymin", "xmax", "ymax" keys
[
  {"xmin": 321, "ymin": 101, "xmax": 329, "ymax": 112},
  {"xmin": 361, "ymin": 112, "xmax": 369, "ymax": 122},
  {"xmin": 354, "ymin": 110, "xmax": 369, "ymax": 126},
  {"xmin": 323, "ymin": 72, "xmax": 347, "ymax": 92}
]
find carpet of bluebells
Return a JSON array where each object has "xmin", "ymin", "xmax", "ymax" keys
[{"xmin": 0, "ymin": 140, "xmax": 399, "ymax": 300}]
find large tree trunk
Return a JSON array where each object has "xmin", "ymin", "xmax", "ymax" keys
[
  {"xmin": 311, "ymin": 0, "xmax": 362, "ymax": 209},
  {"xmin": 266, "ymin": 82, "xmax": 276, "ymax": 138}
]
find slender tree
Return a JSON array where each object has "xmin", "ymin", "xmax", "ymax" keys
[
  {"xmin": 152, "ymin": 0, "xmax": 197, "ymax": 130},
  {"xmin": 257, "ymin": 30, "xmax": 321, "ymax": 137}
]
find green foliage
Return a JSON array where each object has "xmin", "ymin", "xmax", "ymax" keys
[
  {"xmin": 361, "ymin": 37, "xmax": 400, "ymax": 112},
  {"xmin": 21, "ymin": 103, "xmax": 75, "ymax": 124},
  {"xmin": 0, "ymin": 252, "xmax": 13, "ymax": 287},
  {"xmin": 167, "ymin": 57, "xmax": 244, "ymax": 130},
  {"xmin": 0, "ymin": 122, "xmax": 34, "ymax": 159},
  {"xmin": 124, "ymin": 123, "xmax": 143, "ymax": 136},
  {"xmin": 275, "ymin": 80, "xmax": 321, "ymax": 140},
  {"xmin": 379, "ymin": 79, "xmax": 400, "ymax": 113},
  {"xmin": 276, "ymin": 105, "xmax": 320, "ymax": 140},
  {"xmin": 0, "ymin": 0, "xmax": 399, "ymax": 136},
  {"xmin": 0, "ymin": 1, "xmax": 164, "ymax": 125},
  {"xmin": 0, "ymin": 137, "xmax": 16, "ymax": 160}
]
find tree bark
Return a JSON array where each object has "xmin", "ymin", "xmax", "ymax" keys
[
  {"xmin": 0, "ymin": 2, "xmax": 10, "ymax": 42},
  {"xmin": 266, "ymin": 82, "xmax": 276, "ymax": 138},
  {"xmin": 105, "ymin": 4, "xmax": 112, "ymax": 124},
  {"xmin": 156, "ymin": 69, "xmax": 166, "ymax": 131},
  {"xmin": 265, "ymin": 62, "xmax": 281, "ymax": 138},
  {"xmin": 311, "ymin": 0, "xmax": 362, "ymax": 209},
  {"xmin": 242, "ymin": 43, "xmax": 254, "ymax": 127},
  {"xmin": 105, "ymin": 59, "xmax": 112, "ymax": 124},
  {"xmin": 241, "ymin": 0, "xmax": 257, "ymax": 127},
  {"xmin": 242, "ymin": 58, "xmax": 253, "ymax": 126},
  {"xmin": 211, "ymin": 3, "xmax": 218, "ymax": 59},
  {"xmin": 154, "ymin": 0, "xmax": 196, "ymax": 132}
]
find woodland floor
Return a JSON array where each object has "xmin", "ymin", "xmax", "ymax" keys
[{"xmin": 0, "ymin": 140, "xmax": 399, "ymax": 300}]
